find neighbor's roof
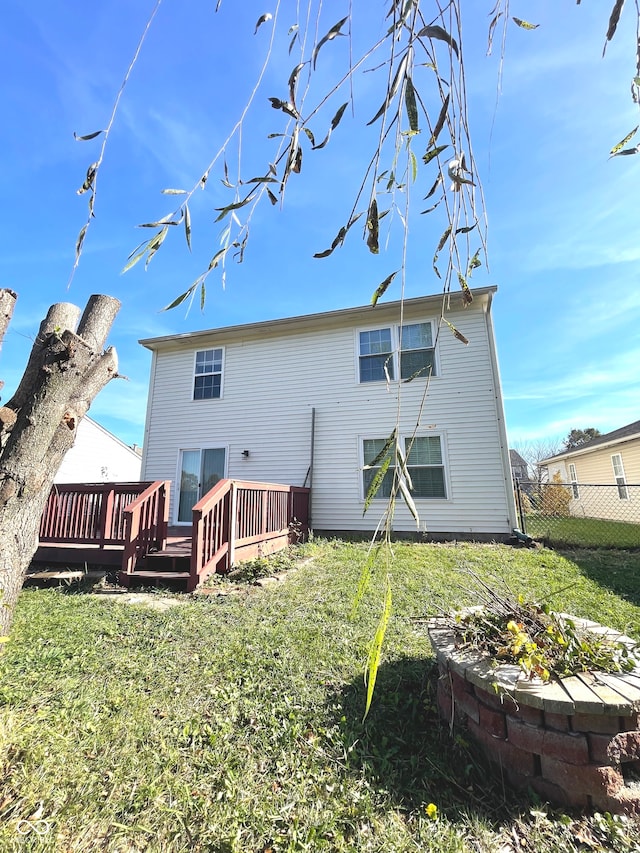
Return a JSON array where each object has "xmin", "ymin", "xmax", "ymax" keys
[
  {"xmin": 541, "ymin": 419, "xmax": 640, "ymax": 464},
  {"xmin": 139, "ymin": 287, "xmax": 498, "ymax": 350}
]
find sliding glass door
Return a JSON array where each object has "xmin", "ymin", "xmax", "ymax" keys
[{"xmin": 177, "ymin": 448, "xmax": 227, "ymax": 522}]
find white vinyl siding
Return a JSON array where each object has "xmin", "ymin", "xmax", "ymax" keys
[{"xmin": 142, "ymin": 292, "xmax": 514, "ymax": 534}]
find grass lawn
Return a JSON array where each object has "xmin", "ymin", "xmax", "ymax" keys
[
  {"xmin": 2, "ymin": 540, "xmax": 640, "ymax": 852},
  {"xmin": 525, "ymin": 513, "xmax": 640, "ymax": 550}
]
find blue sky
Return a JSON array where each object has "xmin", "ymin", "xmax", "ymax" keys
[{"xmin": 1, "ymin": 1, "xmax": 638, "ymax": 451}]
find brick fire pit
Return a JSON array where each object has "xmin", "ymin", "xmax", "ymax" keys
[{"xmin": 428, "ymin": 615, "xmax": 640, "ymax": 813}]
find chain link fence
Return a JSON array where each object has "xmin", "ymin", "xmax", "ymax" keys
[{"xmin": 515, "ymin": 481, "xmax": 640, "ymax": 549}]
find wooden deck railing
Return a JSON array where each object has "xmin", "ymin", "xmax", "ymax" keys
[
  {"xmin": 191, "ymin": 479, "xmax": 310, "ymax": 588},
  {"xmin": 39, "ymin": 482, "xmax": 154, "ymax": 547},
  {"xmin": 122, "ymin": 480, "xmax": 170, "ymax": 574}
]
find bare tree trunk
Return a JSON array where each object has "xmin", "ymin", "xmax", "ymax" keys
[{"xmin": 0, "ymin": 291, "xmax": 120, "ymax": 635}]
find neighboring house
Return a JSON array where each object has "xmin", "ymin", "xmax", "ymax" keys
[
  {"xmin": 55, "ymin": 416, "xmax": 142, "ymax": 484},
  {"xmin": 139, "ymin": 287, "xmax": 517, "ymax": 537},
  {"xmin": 509, "ymin": 449, "xmax": 532, "ymax": 488},
  {"xmin": 541, "ymin": 420, "xmax": 640, "ymax": 523}
]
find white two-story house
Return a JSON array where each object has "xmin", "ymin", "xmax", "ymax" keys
[{"xmin": 139, "ymin": 287, "xmax": 517, "ymax": 538}]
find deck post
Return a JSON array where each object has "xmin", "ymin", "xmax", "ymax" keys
[
  {"xmin": 229, "ymin": 481, "xmax": 237, "ymax": 567},
  {"xmin": 98, "ymin": 484, "xmax": 115, "ymax": 548}
]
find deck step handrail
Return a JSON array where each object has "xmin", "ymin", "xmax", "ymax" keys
[
  {"xmin": 190, "ymin": 479, "xmax": 310, "ymax": 588},
  {"xmin": 122, "ymin": 480, "xmax": 171, "ymax": 574},
  {"xmin": 39, "ymin": 482, "xmax": 154, "ymax": 547}
]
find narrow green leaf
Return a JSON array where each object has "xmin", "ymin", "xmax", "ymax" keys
[
  {"xmin": 363, "ymin": 457, "xmax": 391, "ymax": 516},
  {"xmin": 75, "ymin": 224, "xmax": 88, "ymax": 262},
  {"xmin": 302, "ymin": 127, "xmax": 316, "ymax": 146},
  {"xmin": 395, "ymin": 441, "xmax": 413, "ymax": 491},
  {"xmin": 458, "ymin": 272, "xmax": 473, "ymax": 305},
  {"xmin": 351, "ymin": 545, "xmax": 381, "ymax": 617},
  {"xmin": 432, "ymin": 226, "xmax": 451, "ymax": 278},
  {"xmin": 417, "ymin": 25, "xmax": 459, "ymax": 58},
  {"xmin": 312, "ymin": 103, "xmax": 348, "ymax": 150},
  {"xmin": 404, "ymin": 77, "xmax": 419, "ymax": 132},
  {"xmin": 366, "ymin": 197, "xmax": 379, "ymax": 255},
  {"xmin": 424, "ymin": 173, "xmax": 443, "ymax": 200},
  {"xmin": 455, "ymin": 222, "xmax": 477, "ymax": 235},
  {"xmin": 512, "ymin": 17, "xmax": 539, "ymax": 30},
  {"xmin": 444, "ymin": 318, "xmax": 469, "ymax": 345},
  {"xmin": 74, "ymin": 130, "xmax": 105, "ymax": 141},
  {"xmin": 200, "ymin": 281, "xmax": 206, "ymax": 310},
  {"xmin": 467, "ymin": 248, "xmax": 482, "ymax": 274},
  {"xmin": 208, "ymin": 248, "xmax": 229, "ymax": 270},
  {"xmin": 144, "ymin": 226, "xmax": 169, "ymax": 269},
  {"xmin": 312, "ymin": 16, "xmax": 349, "ymax": 69},
  {"xmin": 288, "ymin": 62, "xmax": 305, "ymax": 106},
  {"xmin": 161, "ymin": 282, "xmax": 198, "ymax": 311},
  {"xmin": 420, "ymin": 198, "xmax": 443, "ymax": 215},
  {"xmin": 427, "ymin": 94, "xmax": 450, "ymax": 148},
  {"xmin": 138, "ymin": 212, "xmax": 182, "ymax": 228},
  {"xmin": 605, "ymin": 0, "xmax": 625, "ymax": 43},
  {"xmin": 363, "ymin": 578, "xmax": 392, "ymax": 719},
  {"xmin": 77, "ymin": 161, "xmax": 98, "ymax": 195},
  {"xmin": 214, "ymin": 196, "xmax": 255, "ymax": 222},
  {"xmin": 253, "ymin": 12, "xmax": 272, "ymax": 34},
  {"xmin": 371, "ymin": 271, "xmax": 399, "ymax": 306},
  {"xmin": 422, "ymin": 144, "xmax": 448, "ymax": 165},
  {"xmin": 610, "ymin": 125, "xmax": 639, "ymax": 155},
  {"xmin": 184, "ymin": 203, "xmax": 192, "ymax": 252},
  {"xmin": 313, "ymin": 213, "xmax": 363, "ymax": 258},
  {"xmin": 161, "ymin": 188, "xmax": 188, "ymax": 195},
  {"xmin": 398, "ymin": 478, "xmax": 419, "ymax": 523},
  {"xmin": 409, "ymin": 151, "xmax": 418, "ymax": 183},
  {"xmin": 267, "ymin": 188, "xmax": 278, "ymax": 206},
  {"xmin": 367, "ymin": 54, "xmax": 409, "ymax": 126},
  {"xmin": 122, "ymin": 242, "xmax": 150, "ymax": 274}
]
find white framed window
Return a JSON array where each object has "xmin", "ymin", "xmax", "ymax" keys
[
  {"xmin": 568, "ymin": 463, "xmax": 579, "ymax": 499},
  {"xmin": 362, "ymin": 434, "xmax": 447, "ymax": 500},
  {"xmin": 357, "ymin": 321, "xmax": 436, "ymax": 383},
  {"xmin": 611, "ymin": 453, "xmax": 629, "ymax": 500},
  {"xmin": 194, "ymin": 348, "xmax": 223, "ymax": 400}
]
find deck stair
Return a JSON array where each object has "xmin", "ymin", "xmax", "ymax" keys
[{"xmin": 120, "ymin": 536, "xmax": 192, "ymax": 590}]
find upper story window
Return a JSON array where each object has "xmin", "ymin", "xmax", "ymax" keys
[
  {"xmin": 358, "ymin": 321, "xmax": 435, "ymax": 383},
  {"xmin": 194, "ymin": 348, "xmax": 223, "ymax": 400}
]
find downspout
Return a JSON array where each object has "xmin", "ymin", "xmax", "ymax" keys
[
  {"xmin": 484, "ymin": 292, "xmax": 518, "ymax": 532},
  {"xmin": 303, "ymin": 407, "xmax": 315, "ymax": 529}
]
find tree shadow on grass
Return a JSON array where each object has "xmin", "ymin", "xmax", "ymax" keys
[
  {"xmin": 329, "ymin": 655, "xmax": 530, "ymax": 826},
  {"xmin": 557, "ymin": 548, "xmax": 640, "ymax": 609}
]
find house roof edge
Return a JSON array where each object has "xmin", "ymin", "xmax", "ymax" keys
[{"xmin": 139, "ymin": 286, "xmax": 498, "ymax": 350}]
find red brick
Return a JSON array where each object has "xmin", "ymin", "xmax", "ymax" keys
[
  {"xmin": 437, "ymin": 684, "xmax": 453, "ymax": 724},
  {"xmin": 530, "ymin": 776, "xmax": 589, "ymax": 810},
  {"xmin": 450, "ymin": 670, "xmax": 473, "ymax": 697},
  {"xmin": 589, "ymin": 732, "xmax": 615, "ymax": 765},
  {"xmin": 620, "ymin": 713, "xmax": 639, "ymax": 732},
  {"xmin": 507, "ymin": 717, "xmax": 544, "ymax": 755},
  {"xmin": 544, "ymin": 712, "xmax": 570, "ymax": 732},
  {"xmin": 469, "ymin": 718, "xmax": 537, "ymax": 778},
  {"xmin": 543, "ymin": 728, "xmax": 589, "ymax": 765},
  {"xmin": 541, "ymin": 754, "xmax": 623, "ymax": 798},
  {"xmin": 474, "ymin": 684, "xmax": 517, "ymax": 714},
  {"xmin": 511, "ymin": 704, "xmax": 544, "ymax": 726},
  {"xmin": 593, "ymin": 788, "xmax": 640, "ymax": 816},
  {"xmin": 571, "ymin": 713, "xmax": 622, "ymax": 734},
  {"xmin": 453, "ymin": 688, "xmax": 480, "ymax": 725},
  {"xmin": 479, "ymin": 702, "xmax": 507, "ymax": 739}
]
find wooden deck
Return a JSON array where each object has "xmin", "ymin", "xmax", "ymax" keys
[{"xmin": 35, "ymin": 479, "xmax": 310, "ymax": 591}]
